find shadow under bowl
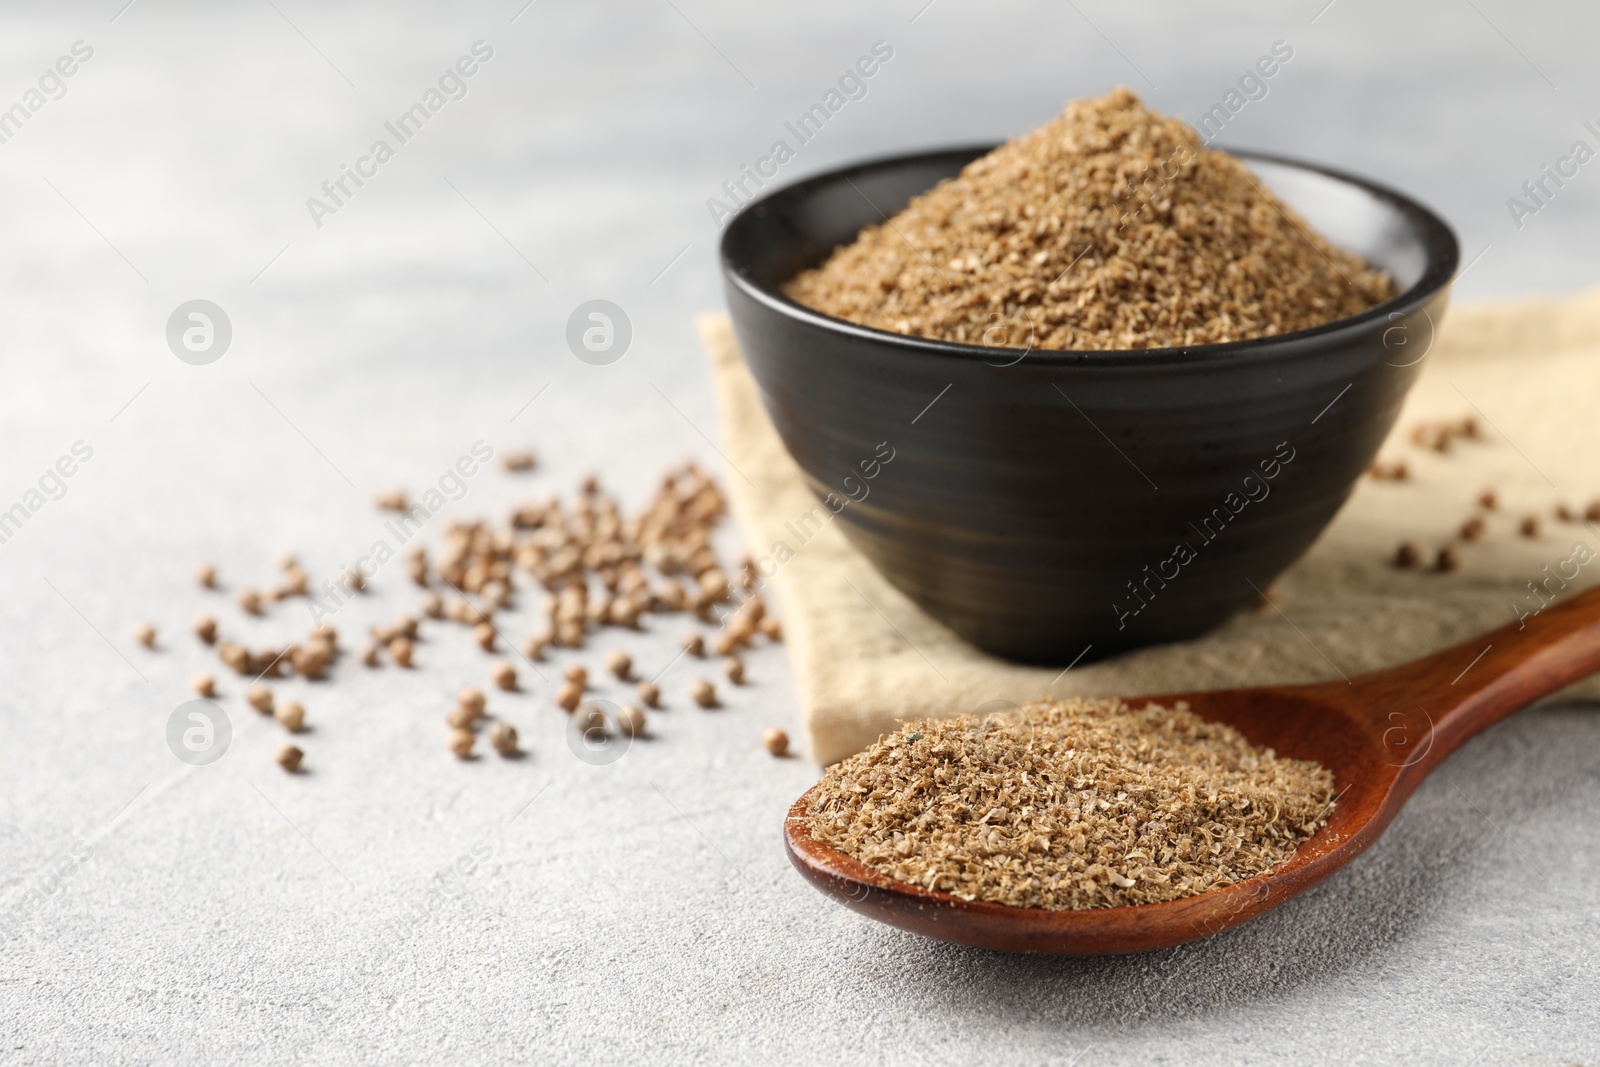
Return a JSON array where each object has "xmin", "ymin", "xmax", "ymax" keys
[{"xmin": 720, "ymin": 146, "xmax": 1458, "ymax": 664}]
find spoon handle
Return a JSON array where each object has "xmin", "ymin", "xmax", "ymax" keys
[{"xmin": 1342, "ymin": 583, "xmax": 1600, "ymax": 776}]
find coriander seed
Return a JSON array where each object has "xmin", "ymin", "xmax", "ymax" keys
[
  {"xmin": 389, "ymin": 636, "xmax": 414, "ymax": 667},
  {"xmin": 503, "ymin": 451, "xmax": 536, "ymax": 472},
  {"xmin": 556, "ymin": 682, "xmax": 582, "ymax": 712},
  {"xmin": 446, "ymin": 705, "xmax": 479, "ymax": 730},
  {"xmin": 193, "ymin": 613, "xmax": 218, "ymax": 644},
  {"xmin": 574, "ymin": 703, "xmax": 607, "ymax": 735},
  {"xmin": 459, "ymin": 687, "xmax": 487, "ymax": 715},
  {"xmin": 275, "ymin": 701, "xmax": 306, "ymax": 732},
  {"xmin": 361, "ymin": 644, "xmax": 381, "ymax": 668},
  {"xmin": 191, "ymin": 672, "xmax": 216, "ymax": 697},
  {"xmin": 762, "ymin": 727, "xmax": 790, "ymax": 757},
  {"xmin": 605, "ymin": 649, "xmax": 632, "ymax": 679},
  {"xmin": 1435, "ymin": 546, "xmax": 1460, "ymax": 573},
  {"xmin": 473, "ymin": 622, "xmax": 496, "ymax": 651},
  {"xmin": 247, "ymin": 684, "xmax": 273, "ymax": 714},
  {"xmin": 519, "ymin": 634, "xmax": 550, "ymax": 661},
  {"xmin": 1520, "ymin": 515, "xmax": 1541, "ymax": 538},
  {"xmin": 563, "ymin": 664, "xmax": 587, "ymax": 688},
  {"xmin": 277, "ymin": 744, "xmax": 304, "ymax": 772},
  {"xmin": 421, "ymin": 591, "xmax": 444, "ymax": 619},
  {"xmin": 1459, "ymin": 517, "xmax": 1485, "ymax": 542},
  {"xmin": 636, "ymin": 681, "xmax": 661, "ymax": 708},
  {"xmin": 376, "ymin": 488, "xmax": 408, "ymax": 511},
  {"xmin": 616, "ymin": 704, "xmax": 646, "ymax": 737},
  {"xmin": 723, "ymin": 657, "xmax": 745, "ymax": 685},
  {"xmin": 491, "ymin": 662, "xmax": 517, "ymax": 691},
  {"xmin": 759, "ymin": 618, "xmax": 782, "ymax": 642},
  {"xmin": 682, "ymin": 633, "xmax": 705, "ymax": 658},
  {"xmin": 237, "ymin": 587, "xmax": 263, "ymax": 616},
  {"xmin": 1478, "ymin": 489, "xmax": 1498, "ymax": 510},
  {"xmin": 489, "ymin": 721, "xmax": 519, "ymax": 755},
  {"xmin": 195, "ymin": 562, "xmax": 217, "ymax": 589},
  {"xmin": 134, "ymin": 622, "xmax": 157, "ymax": 648},
  {"xmin": 449, "ymin": 728, "xmax": 476, "ymax": 759},
  {"xmin": 690, "ymin": 678, "xmax": 717, "ymax": 708},
  {"xmin": 1394, "ymin": 542, "xmax": 1421, "ymax": 568}
]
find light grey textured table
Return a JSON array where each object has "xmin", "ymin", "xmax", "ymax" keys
[{"xmin": 1, "ymin": 2, "xmax": 1596, "ymax": 1063}]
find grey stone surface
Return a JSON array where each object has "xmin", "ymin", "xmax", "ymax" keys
[{"xmin": 0, "ymin": 1, "xmax": 1595, "ymax": 1063}]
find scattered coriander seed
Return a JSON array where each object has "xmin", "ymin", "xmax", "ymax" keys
[
  {"xmin": 277, "ymin": 744, "xmax": 304, "ymax": 772},
  {"xmin": 345, "ymin": 567, "xmax": 366, "ymax": 592},
  {"xmin": 491, "ymin": 662, "xmax": 517, "ymax": 691},
  {"xmin": 574, "ymin": 702, "xmax": 607, "ymax": 735},
  {"xmin": 503, "ymin": 451, "xmax": 536, "ymax": 472},
  {"xmin": 712, "ymin": 630, "xmax": 741, "ymax": 657},
  {"xmin": 279, "ymin": 567, "xmax": 309, "ymax": 597},
  {"xmin": 616, "ymin": 704, "xmax": 646, "ymax": 737},
  {"xmin": 489, "ymin": 721, "xmax": 519, "ymax": 755},
  {"xmin": 360, "ymin": 643, "xmax": 381, "ymax": 668},
  {"xmin": 759, "ymin": 617, "xmax": 782, "ymax": 642},
  {"xmin": 519, "ymin": 633, "xmax": 550, "ymax": 661},
  {"xmin": 1587, "ymin": 500, "xmax": 1600, "ymax": 524},
  {"xmin": 473, "ymin": 622, "xmax": 497, "ymax": 652},
  {"xmin": 1557, "ymin": 503, "xmax": 1577, "ymax": 523},
  {"xmin": 237, "ymin": 587, "xmax": 263, "ymax": 616},
  {"xmin": 762, "ymin": 727, "xmax": 790, "ymax": 757},
  {"xmin": 193, "ymin": 613, "xmax": 218, "ymax": 644},
  {"xmin": 134, "ymin": 622, "xmax": 157, "ymax": 648},
  {"xmin": 682, "ymin": 633, "xmax": 705, "ymax": 658},
  {"xmin": 636, "ymin": 681, "xmax": 661, "ymax": 708},
  {"xmin": 195, "ymin": 562, "xmax": 218, "ymax": 589},
  {"xmin": 1435, "ymin": 546, "xmax": 1460, "ymax": 573},
  {"xmin": 1459, "ymin": 517, "xmax": 1485, "ymax": 542},
  {"xmin": 1520, "ymin": 515, "xmax": 1541, "ymax": 538},
  {"xmin": 247, "ymin": 685, "xmax": 273, "ymax": 714},
  {"xmin": 1394, "ymin": 542, "xmax": 1422, "ymax": 569},
  {"xmin": 446, "ymin": 705, "xmax": 479, "ymax": 729},
  {"xmin": 290, "ymin": 645, "xmax": 329, "ymax": 680},
  {"xmin": 275, "ymin": 701, "xmax": 306, "ymax": 732},
  {"xmin": 605, "ymin": 649, "xmax": 633, "ymax": 679},
  {"xmin": 458, "ymin": 687, "xmax": 487, "ymax": 715},
  {"xmin": 218, "ymin": 641, "xmax": 251, "ymax": 673},
  {"xmin": 723, "ymin": 657, "xmax": 745, "ymax": 685},
  {"xmin": 1478, "ymin": 489, "xmax": 1498, "ymax": 511},
  {"xmin": 556, "ymin": 682, "xmax": 583, "ymax": 712},
  {"xmin": 564, "ymin": 664, "xmax": 588, "ymax": 688},
  {"xmin": 421, "ymin": 591, "xmax": 444, "ymax": 619},
  {"xmin": 191, "ymin": 672, "xmax": 216, "ymax": 697},
  {"xmin": 389, "ymin": 636, "xmax": 414, "ymax": 667},
  {"xmin": 449, "ymin": 728, "xmax": 476, "ymax": 759},
  {"xmin": 375, "ymin": 488, "xmax": 408, "ymax": 511},
  {"xmin": 690, "ymin": 678, "xmax": 717, "ymax": 708}
]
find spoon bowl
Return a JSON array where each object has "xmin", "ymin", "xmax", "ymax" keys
[{"xmin": 784, "ymin": 585, "xmax": 1600, "ymax": 954}]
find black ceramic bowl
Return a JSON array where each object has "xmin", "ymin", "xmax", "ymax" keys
[{"xmin": 721, "ymin": 146, "xmax": 1458, "ymax": 664}]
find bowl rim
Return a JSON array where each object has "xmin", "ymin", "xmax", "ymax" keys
[{"xmin": 720, "ymin": 143, "xmax": 1460, "ymax": 367}]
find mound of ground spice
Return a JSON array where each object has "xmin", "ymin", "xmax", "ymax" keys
[
  {"xmin": 783, "ymin": 87, "xmax": 1395, "ymax": 350},
  {"xmin": 806, "ymin": 698, "xmax": 1335, "ymax": 910}
]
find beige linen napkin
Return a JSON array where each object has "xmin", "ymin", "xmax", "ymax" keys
[{"xmin": 700, "ymin": 292, "xmax": 1600, "ymax": 764}]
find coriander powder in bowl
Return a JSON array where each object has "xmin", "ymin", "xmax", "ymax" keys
[{"xmin": 721, "ymin": 88, "xmax": 1457, "ymax": 663}]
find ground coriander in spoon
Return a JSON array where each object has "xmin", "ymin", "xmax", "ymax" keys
[{"xmin": 806, "ymin": 698, "xmax": 1335, "ymax": 910}]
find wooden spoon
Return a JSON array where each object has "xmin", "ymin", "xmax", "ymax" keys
[{"xmin": 784, "ymin": 584, "xmax": 1600, "ymax": 955}]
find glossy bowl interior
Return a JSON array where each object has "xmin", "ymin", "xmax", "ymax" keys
[{"xmin": 721, "ymin": 147, "xmax": 1458, "ymax": 663}]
